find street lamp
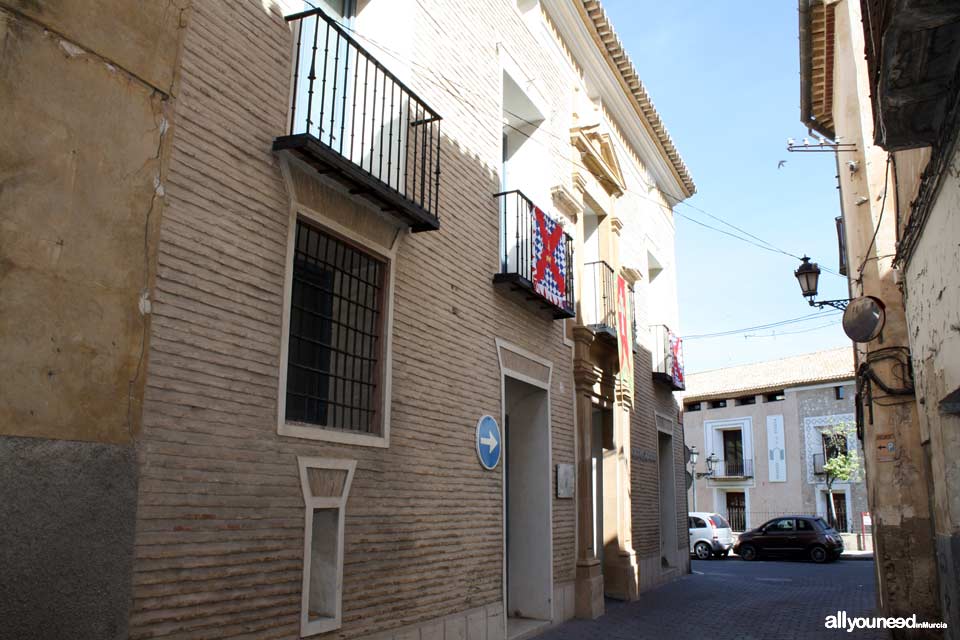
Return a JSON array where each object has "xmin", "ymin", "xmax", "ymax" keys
[
  {"xmin": 688, "ymin": 447, "xmax": 718, "ymax": 513},
  {"xmin": 794, "ymin": 256, "xmax": 851, "ymax": 311}
]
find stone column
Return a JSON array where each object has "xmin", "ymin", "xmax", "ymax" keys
[{"xmin": 572, "ymin": 327, "xmax": 604, "ymax": 619}]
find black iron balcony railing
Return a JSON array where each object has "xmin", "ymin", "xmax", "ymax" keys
[
  {"xmin": 714, "ymin": 458, "xmax": 754, "ymax": 479},
  {"xmin": 651, "ymin": 324, "xmax": 685, "ymax": 391},
  {"xmin": 492, "ymin": 190, "xmax": 574, "ymax": 319},
  {"xmin": 273, "ymin": 8, "xmax": 442, "ymax": 232},
  {"xmin": 583, "ymin": 260, "xmax": 616, "ymax": 337}
]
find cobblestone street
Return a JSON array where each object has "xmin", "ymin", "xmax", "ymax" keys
[{"xmin": 539, "ymin": 559, "xmax": 887, "ymax": 640}]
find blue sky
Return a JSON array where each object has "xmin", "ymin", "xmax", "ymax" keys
[{"xmin": 603, "ymin": 0, "xmax": 852, "ymax": 374}]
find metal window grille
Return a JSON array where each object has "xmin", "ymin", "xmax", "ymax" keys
[{"xmin": 285, "ymin": 220, "xmax": 385, "ymax": 433}]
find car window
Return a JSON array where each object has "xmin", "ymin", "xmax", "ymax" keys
[
  {"xmin": 770, "ymin": 518, "xmax": 795, "ymax": 532},
  {"xmin": 692, "ymin": 517, "xmax": 707, "ymax": 528},
  {"xmin": 796, "ymin": 518, "xmax": 813, "ymax": 531},
  {"xmin": 710, "ymin": 515, "xmax": 730, "ymax": 529},
  {"xmin": 814, "ymin": 517, "xmax": 833, "ymax": 531}
]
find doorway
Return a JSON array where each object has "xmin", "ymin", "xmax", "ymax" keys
[
  {"xmin": 725, "ymin": 492, "xmax": 746, "ymax": 532},
  {"xmin": 591, "ymin": 407, "xmax": 616, "ymax": 570},
  {"xmin": 823, "ymin": 491, "xmax": 849, "ymax": 532},
  {"xmin": 658, "ymin": 431, "xmax": 678, "ymax": 567},
  {"xmin": 504, "ymin": 377, "xmax": 552, "ymax": 628}
]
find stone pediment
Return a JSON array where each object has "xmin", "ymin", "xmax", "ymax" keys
[{"xmin": 571, "ymin": 125, "xmax": 626, "ymax": 197}]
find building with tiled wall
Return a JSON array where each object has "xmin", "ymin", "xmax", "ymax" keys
[
  {"xmin": 682, "ymin": 348, "xmax": 868, "ymax": 548},
  {"xmin": 1, "ymin": 1, "xmax": 694, "ymax": 638}
]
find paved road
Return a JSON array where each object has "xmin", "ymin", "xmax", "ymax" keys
[{"xmin": 539, "ymin": 558, "xmax": 887, "ymax": 640}]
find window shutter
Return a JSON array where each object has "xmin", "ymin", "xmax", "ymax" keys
[{"xmin": 766, "ymin": 415, "xmax": 786, "ymax": 482}]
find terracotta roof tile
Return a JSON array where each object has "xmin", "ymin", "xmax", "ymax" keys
[{"xmin": 683, "ymin": 347, "xmax": 854, "ymax": 401}]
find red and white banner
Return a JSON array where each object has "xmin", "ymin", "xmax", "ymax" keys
[{"xmin": 616, "ymin": 275, "xmax": 634, "ymax": 401}]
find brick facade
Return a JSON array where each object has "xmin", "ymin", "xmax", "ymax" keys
[{"xmin": 121, "ymin": 2, "xmax": 691, "ymax": 638}]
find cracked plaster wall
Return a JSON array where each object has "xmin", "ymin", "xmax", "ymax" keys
[
  {"xmin": 903, "ymin": 139, "xmax": 960, "ymax": 635},
  {"xmin": 0, "ymin": 2, "xmax": 188, "ymax": 637}
]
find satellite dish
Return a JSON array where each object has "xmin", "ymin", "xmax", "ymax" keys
[{"xmin": 842, "ymin": 296, "xmax": 886, "ymax": 342}]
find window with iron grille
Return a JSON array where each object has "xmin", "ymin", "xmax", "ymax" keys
[{"xmin": 285, "ymin": 220, "xmax": 385, "ymax": 434}]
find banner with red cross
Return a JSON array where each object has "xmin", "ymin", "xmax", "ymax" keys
[
  {"xmin": 531, "ymin": 206, "xmax": 567, "ymax": 307},
  {"xmin": 616, "ymin": 274, "xmax": 634, "ymax": 402}
]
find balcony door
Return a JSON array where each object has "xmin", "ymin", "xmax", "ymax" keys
[{"xmin": 722, "ymin": 429, "xmax": 744, "ymax": 476}]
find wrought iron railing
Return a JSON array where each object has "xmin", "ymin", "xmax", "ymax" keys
[
  {"xmin": 651, "ymin": 324, "xmax": 685, "ymax": 390},
  {"xmin": 714, "ymin": 458, "xmax": 754, "ymax": 478},
  {"xmin": 279, "ymin": 8, "xmax": 441, "ymax": 228},
  {"xmin": 493, "ymin": 190, "xmax": 574, "ymax": 318},
  {"xmin": 583, "ymin": 260, "xmax": 616, "ymax": 332}
]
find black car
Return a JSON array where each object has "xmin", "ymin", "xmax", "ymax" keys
[{"xmin": 733, "ymin": 516, "xmax": 844, "ymax": 563}]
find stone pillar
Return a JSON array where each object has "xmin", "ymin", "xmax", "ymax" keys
[{"xmin": 573, "ymin": 327, "xmax": 604, "ymax": 619}]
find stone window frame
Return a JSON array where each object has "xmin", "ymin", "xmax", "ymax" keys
[
  {"xmin": 276, "ymin": 202, "xmax": 399, "ymax": 449},
  {"xmin": 803, "ymin": 413, "xmax": 856, "ymax": 485},
  {"xmin": 297, "ymin": 457, "xmax": 356, "ymax": 637}
]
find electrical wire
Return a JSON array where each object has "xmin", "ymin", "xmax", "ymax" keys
[
  {"xmin": 855, "ymin": 154, "xmax": 892, "ymax": 279},
  {"xmin": 683, "ymin": 311, "xmax": 842, "ymax": 340},
  {"xmin": 743, "ymin": 320, "xmax": 842, "ymax": 339}
]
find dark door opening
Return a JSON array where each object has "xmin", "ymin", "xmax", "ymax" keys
[
  {"xmin": 826, "ymin": 492, "xmax": 849, "ymax": 532},
  {"xmin": 726, "ymin": 491, "xmax": 746, "ymax": 532}
]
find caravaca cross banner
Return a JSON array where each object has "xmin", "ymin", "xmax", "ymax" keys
[
  {"xmin": 531, "ymin": 206, "xmax": 567, "ymax": 307},
  {"xmin": 669, "ymin": 331, "xmax": 685, "ymax": 390},
  {"xmin": 616, "ymin": 274, "xmax": 634, "ymax": 403}
]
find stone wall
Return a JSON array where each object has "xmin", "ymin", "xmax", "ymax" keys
[{"xmin": 0, "ymin": 3, "xmax": 187, "ymax": 637}]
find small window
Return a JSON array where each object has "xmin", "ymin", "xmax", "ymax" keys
[
  {"xmin": 286, "ymin": 220, "xmax": 386, "ymax": 434},
  {"xmin": 835, "ymin": 386, "xmax": 845, "ymax": 400},
  {"xmin": 691, "ymin": 517, "xmax": 707, "ymax": 528},
  {"xmin": 298, "ymin": 458, "xmax": 356, "ymax": 637},
  {"xmin": 764, "ymin": 390, "xmax": 785, "ymax": 402},
  {"xmin": 685, "ymin": 402, "xmax": 702, "ymax": 412},
  {"xmin": 710, "ymin": 514, "xmax": 731, "ymax": 529},
  {"xmin": 709, "ymin": 399, "xmax": 727, "ymax": 409},
  {"xmin": 735, "ymin": 395, "xmax": 757, "ymax": 406},
  {"xmin": 797, "ymin": 518, "xmax": 814, "ymax": 531}
]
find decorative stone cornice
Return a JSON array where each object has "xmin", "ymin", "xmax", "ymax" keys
[
  {"xmin": 551, "ymin": 184, "xmax": 582, "ymax": 222},
  {"xmin": 609, "ymin": 215, "xmax": 624, "ymax": 236},
  {"xmin": 571, "ymin": 125, "xmax": 625, "ymax": 198}
]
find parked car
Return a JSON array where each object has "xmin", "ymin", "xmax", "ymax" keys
[
  {"xmin": 734, "ymin": 516, "xmax": 844, "ymax": 563},
  {"xmin": 688, "ymin": 512, "xmax": 734, "ymax": 560}
]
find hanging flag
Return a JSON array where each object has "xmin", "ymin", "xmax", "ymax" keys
[
  {"xmin": 532, "ymin": 206, "xmax": 567, "ymax": 306},
  {"xmin": 616, "ymin": 275, "xmax": 634, "ymax": 400},
  {"xmin": 670, "ymin": 331, "xmax": 685, "ymax": 389}
]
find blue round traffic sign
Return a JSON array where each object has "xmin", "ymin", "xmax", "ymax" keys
[{"xmin": 476, "ymin": 415, "xmax": 501, "ymax": 470}]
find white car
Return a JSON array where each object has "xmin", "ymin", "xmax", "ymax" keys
[{"xmin": 688, "ymin": 512, "xmax": 734, "ymax": 560}]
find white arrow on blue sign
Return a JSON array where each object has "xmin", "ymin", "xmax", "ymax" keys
[{"xmin": 475, "ymin": 415, "xmax": 501, "ymax": 470}]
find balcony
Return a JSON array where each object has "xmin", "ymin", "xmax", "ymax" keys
[
  {"xmin": 651, "ymin": 324, "xmax": 685, "ymax": 391},
  {"xmin": 713, "ymin": 458, "xmax": 754, "ymax": 479},
  {"xmin": 813, "ymin": 453, "xmax": 826, "ymax": 475},
  {"xmin": 492, "ymin": 191, "xmax": 574, "ymax": 319},
  {"xmin": 582, "ymin": 260, "xmax": 616, "ymax": 339},
  {"xmin": 861, "ymin": 0, "xmax": 960, "ymax": 149},
  {"xmin": 273, "ymin": 8, "xmax": 442, "ymax": 232}
]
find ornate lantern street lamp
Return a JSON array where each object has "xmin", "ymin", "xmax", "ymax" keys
[
  {"xmin": 794, "ymin": 256, "xmax": 851, "ymax": 310},
  {"xmin": 688, "ymin": 447, "xmax": 719, "ymax": 513}
]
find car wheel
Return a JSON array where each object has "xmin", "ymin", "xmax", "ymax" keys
[
  {"xmin": 809, "ymin": 545, "xmax": 828, "ymax": 563},
  {"xmin": 739, "ymin": 544, "xmax": 757, "ymax": 561},
  {"xmin": 694, "ymin": 542, "xmax": 713, "ymax": 560}
]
